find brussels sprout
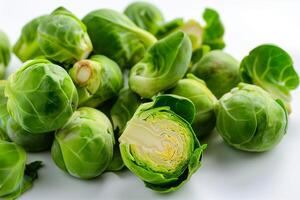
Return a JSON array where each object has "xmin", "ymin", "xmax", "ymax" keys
[
  {"xmin": 0, "ymin": 30, "xmax": 11, "ymax": 78},
  {"xmin": 191, "ymin": 50, "xmax": 240, "ymax": 98},
  {"xmin": 5, "ymin": 59, "xmax": 78, "ymax": 133},
  {"xmin": 129, "ymin": 31, "xmax": 192, "ymax": 98},
  {"xmin": 82, "ymin": 9, "xmax": 157, "ymax": 69},
  {"xmin": 124, "ymin": 1, "xmax": 164, "ymax": 34},
  {"xmin": 1, "ymin": 80, "xmax": 54, "ymax": 149},
  {"xmin": 119, "ymin": 94, "xmax": 206, "ymax": 192},
  {"xmin": 38, "ymin": 7, "xmax": 92, "ymax": 64},
  {"xmin": 216, "ymin": 83, "xmax": 288, "ymax": 152},
  {"xmin": 170, "ymin": 74, "xmax": 218, "ymax": 138},
  {"xmin": 13, "ymin": 15, "xmax": 47, "ymax": 62},
  {"xmin": 107, "ymin": 88, "xmax": 142, "ymax": 171},
  {"xmin": 202, "ymin": 8, "xmax": 225, "ymax": 50},
  {"xmin": 240, "ymin": 44, "xmax": 299, "ymax": 112},
  {"xmin": 0, "ymin": 141, "xmax": 42, "ymax": 199},
  {"xmin": 7, "ymin": 118, "xmax": 54, "ymax": 152},
  {"xmin": 0, "ymin": 80, "xmax": 9, "ymax": 134},
  {"xmin": 69, "ymin": 55, "xmax": 123, "ymax": 107},
  {"xmin": 51, "ymin": 107, "xmax": 115, "ymax": 179}
]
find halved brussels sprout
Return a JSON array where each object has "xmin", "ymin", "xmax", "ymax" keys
[
  {"xmin": 69, "ymin": 55, "xmax": 123, "ymax": 107},
  {"xmin": 216, "ymin": 83, "xmax": 288, "ymax": 152},
  {"xmin": 119, "ymin": 94, "xmax": 206, "ymax": 192},
  {"xmin": 38, "ymin": 7, "xmax": 92, "ymax": 64},
  {"xmin": 82, "ymin": 9, "xmax": 157, "ymax": 69},
  {"xmin": 0, "ymin": 30, "xmax": 11, "ymax": 78},
  {"xmin": 129, "ymin": 31, "xmax": 192, "ymax": 98},
  {"xmin": 240, "ymin": 44, "xmax": 299, "ymax": 112},
  {"xmin": 0, "ymin": 141, "xmax": 42, "ymax": 199},
  {"xmin": 51, "ymin": 107, "xmax": 115, "ymax": 179},
  {"xmin": 191, "ymin": 50, "xmax": 240, "ymax": 98},
  {"xmin": 7, "ymin": 117, "xmax": 54, "ymax": 152},
  {"xmin": 170, "ymin": 74, "xmax": 218, "ymax": 138},
  {"xmin": 13, "ymin": 15, "xmax": 47, "ymax": 62},
  {"xmin": 5, "ymin": 59, "xmax": 78, "ymax": 133}
]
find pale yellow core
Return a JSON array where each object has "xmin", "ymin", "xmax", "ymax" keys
[
  {"xmin": 77, "ymin": 65, "xmax": 91, "ymax": 84},
  {"xmin": 119, "ymin": 117, "xmax": 191, "ymax": 173}
]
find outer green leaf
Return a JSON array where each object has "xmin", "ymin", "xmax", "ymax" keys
[
  {"xmin": 83, "ymin": 9, "xmax": 157, "ymax": 69},
  {"xmin": 69, "ymin": 55, "xmax": 123, "ymax": 107},
  {"xmin": 13, "ymin": 15, "xmax": 47, "ymax": 62},
  {"xmin": 202, "ymin": 8, "xmax": 225, "ymax": 50},
  {"xmin": 0, "ymin": 30, "xmax": 11, "ymax": 78},
  {"xmin": 5, "ymin": 59, "xmax": 78, "ymax": 133},
  {"xmin": 51, "ymin": 107, "xmax": 115, "ymax": 179},
  {"xmin": 38, "ymin": 7, "xmax": 92, "ymax": 64},
  {"xmin": 216, "ymin": 83, "xmax": 288, "ymax": 152},
  {"xmin": 240, "ymin": 44, "xmax": 299, "ymax": 111},
  {"xmin": 152, "ymin": 94, "xmax": 195, "ymax": 124},
  {"xmin": 129, "ymin": 31, "xmax": 192, "ymax": 98}
]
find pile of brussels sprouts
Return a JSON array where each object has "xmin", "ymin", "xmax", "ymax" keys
[{"xmin": 0, "ymin": 1, "xmax": 299, "ymax": 198}]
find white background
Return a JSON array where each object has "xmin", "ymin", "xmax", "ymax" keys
[{"xmin": 1, "ymin": 0, "xmax": 300, "ymax": 200}]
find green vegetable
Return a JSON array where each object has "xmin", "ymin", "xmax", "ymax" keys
[
  {"xmin": 0, "ymin": 80, "xmax": 9, "ymax": 136},
  {"xmin": 119, "ymin": 94, "xmax": 206, "ymax": 192},
  {"xmin": 170, "ymin": 74, "xmax": 218, "ymax": 138},
  {"xmin": 0, "ymin": 80, "xmax": 54, "ymax": 150},
  {"xmin": 129, "ymin": 31, "xmax": 192, "ymax": 98},
  {"xmin": 124, "ymin": 1, "xmax": 164, "ymax": 34},
  {"xmin": 216, "ymin": 83, "xmax": 288, "ymax": 152},
  {"xmin": 51, "ymin": 107, "xmax": 115, "ymax": 179},
  {"xmin": 202, "ymin": 8, "xmax": 225, "ymax": 50},
  {"xmin": 240, "ymin": 44, "xmax": 299, "ymax": 112},
  {"xmin": 0, "ymin": 30, "xmax": 11, "ymax": 78},
  {"xmin": 38, "ymin": 7, "xmax": 92, "ymax": 64},
  {"xmin": 82, "ymin": 9, "xmax": 157, "ymax": 69},
  {"xmin": 191, "ymin": 50, "xmax": 240, "ymax": 98},
  {"xmin": 69, "ymin": 55, "xmax": 123, "ymax": 107},
  {"xmin": 0, "ymin": 141, "xmax": 42, "ymax": 199},
  {"xmin": 13, "ymin": 15, "xmax": 47, "ymax": 62},
  {"xmin": 7, "ymin": 117, "xmax": 54, "ymax": 152},
  {"xmin": 108, "ymin": 88, "xmax": 142, "ymax": 171},
  {"xmin": 5, "ymin": 59, "xmax": 78, "ymax": 133}
]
